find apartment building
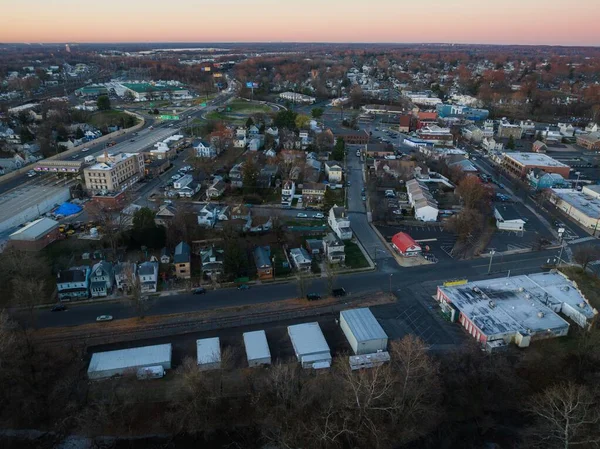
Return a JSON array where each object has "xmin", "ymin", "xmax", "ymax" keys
[
  {"xmin": 83, "ymin": 152, "xmax": 145, "ymax": 194},
  {"xmin": 501, "ymin": 152, "xmax": 570, "ymax": 179},
  {"xmin": 497, "ymin": 120, "xmax": 523, "ymax": 139}
]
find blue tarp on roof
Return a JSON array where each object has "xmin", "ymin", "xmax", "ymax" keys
[{"xmin": 55, "ymin": 202, "xmax": 82, "ymax": 216}]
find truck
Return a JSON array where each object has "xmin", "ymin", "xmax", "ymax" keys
[{"xmin": 84, "ymin": 155, "xmax": 96, "ymax": 163}]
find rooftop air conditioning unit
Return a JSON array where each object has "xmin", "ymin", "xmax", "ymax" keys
[
  {"xmin": 537, "ymin": 312, "xmax": 545, "ymax": 318},
  {"xmin": 578, "ymin": 302, "xmax": 587, "ymax": 308}
]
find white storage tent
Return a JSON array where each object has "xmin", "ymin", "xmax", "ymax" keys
[
  {"xmin": 340, "ymin": 308, "xmax": 388, "ymax": 355},
  {"xmin": 243, "ymin": 330, "xmax": 271, "ymax": 367},
  {"xmin": 87, "ymin": 344, "xmax": 172, "ymax": 380},
  {"xmin": 287, "ymin": 322, "xmax": 332, "ymax": 369},
  {"xmin": 196, "ymin": 337, "xmax": 221, "ymax": 370}
]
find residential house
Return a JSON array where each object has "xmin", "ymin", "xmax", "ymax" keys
[
  {"xmin": 89, "ymin": 261, "xmax": 114, "ymax": 298},
  {"xmin": 259, "ymin": 164, "xmax": 279, "ymax": 188},
  {"xmin": 248, "ymin": 138, "xmax": 261, "ymax": 152},
  {"xmin": 302, "ymin": 182, "xmax": 327, "ymax": 205},
  {"xmin": 328, "ymin": 205, "xmax": 352, "ymax": 240},
  {"xmin": 234, "ymin": 128, "xmax": 247, "ymax": 148},
  {"xmin": 57, "ymin": 266, "xmax": 91, "ymax": 301},
  {"xmin": 532, "ymin": 140, "xmax": 548, "ymax": 153},
  {"xmin": 406, "ymin": 179, "xmax": 439, "ymax": 222},
  {"xmin": 229, "ymin": 162, "xmax": 244, "ymax": 188},
  {"xmin": 248, "ymin": 125, "xmax": 260, "ymax": 136},
  {"xmin": 253, "ymin": 246, "xmax": 273, "ymax": 280},
  {"xmin": 138, "ymin": 261, "xmax": 159, "ymax": 293},
  {"xmin": 266, "ymin": 127, "xmax": 279, "ymax": 136},
  {"xmin": 197, "ymin": 203, "xmax": 229, "ymax": 228},
  {"xmin": 299, "ymin": 131, "xmax": 310, "ymax": 148},
  {"xmin": 173, "ymin": 241, "xmax": 191, "ymax": 279},
  {"xmin": 585, "ymin": 123, "xmax": 598, "ymax": 133},
  {"xmin": 462, "ymin": 124, "xmax": 484, "ymax": 144},
  {"xmin": 322, "ymin": 233, "xmax": 346, "ymax": 264},
  {"xmin": 289, "ymin": 247, "xmax": 312, "ymax": 271},
  {"xmin": 155, "ymin": 203, "xmax": 177, "ymax": 226},
  {"xmin": 206, "ymin": 179, "xmax": 226, "ymax": 199},
  {"xmin": 193, "ymin": 139, "xmax": 216, "ymax": 158},
  {"xmin": 114, "ymin": 262, "xmax": 136, "ymax": 291},
  {"xmin": 372, "ymin": 159, "xmax": 417, "ymax": 179},
  {"xmin": 481, "ymin": 137, "xmax": 503, "ymax": 152},
  {"xmin": 527, "ymin": 169, "xmax": 567, "ymax": 190},
  {"xmin": 324, "ymin": 161, "xmax": 343, "ymax": 183},
  {"xmin": 494, "ymin": 205, "xmax": 526, "ymax": 231},
  {"xmin": 160, "ymin": 247, "xmax": 171, "ymax": 264},
  {"xmin": 576, "ymin": 132, "xmax": 600, "ymax": 151},
  {"xmin": 305, "ymin": 239, "xmax": 323, "ymax": 256},
  {"xmin": 200, "ymin": 245, "xmax": 224, "ymax": 279},
  {"xmin": 281, "ymin": 180, "xmax": 296, "ymax": 206}
]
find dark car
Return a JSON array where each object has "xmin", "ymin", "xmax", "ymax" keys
[
  {"xmin": 192, "ymin": 287, "xmax": 206, "ymax": 295},
  {"xmin": 238, "ymin": 284, "xmax": 250, "ymax": 290},
  {"xmin": 306, "ymin": 293, "xmax": 322, "ymax": 301},
  {"xmin": 51, "ymin": 304, "xmax": 66, "ymax": 312},
  {"xmin": 332, "ymin": 288, "xmax": 346, "ymax": 297}
]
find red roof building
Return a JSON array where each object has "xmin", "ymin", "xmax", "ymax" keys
[{"xmin": 391, "ymin": 232, "xmax": 422, "ymax": 257}]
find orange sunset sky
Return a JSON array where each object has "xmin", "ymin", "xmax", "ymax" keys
[{"xmin": 1, "ymin": 0, "xmax": 599, "ymax": 45}]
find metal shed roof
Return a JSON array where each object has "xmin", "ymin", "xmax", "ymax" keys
[
  {"xmin": 87, "ymin": 344, "xmax": 172, "ymax": 375},
  {"xmin": 243, "ymin": 330, "xmax": 270, "ymax": 361},
  {"xmin": 196, "ymin": 337, "xmax": 221, "ymax": 365},
  {"xmin": 288, "ymin": 322, "xmax": 330, "ymax": 356},
  {"xmin": 9, "ymin": 217, "xmax": 59, "ymax": 241},
  {"xmin": 341, "ymin": 308, "xmax": 388, "ymax": 342}
]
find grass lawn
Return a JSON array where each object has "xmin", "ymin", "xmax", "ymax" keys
[
  {"xmin": 559, "ymin": 267, "xmax": 600, "ymax": 311},
  {"xmin": 226, "ymin": 99, "xmax": 272, "ymax": 114},
  {"xmin": 285, "ymin": 219, "xmax": 325, "ymax": 227},
  {"xmin": 271, "ymin": 245, "xmax": 291, "ymax": 277},
  {"xmin": 344, "ymin": 241, "xmax": 370, "ymax": 269},
  {"xmin": 88, "ymin": 110, "xmax": 139, "ymax": 129},
  {"xmin": 193, "ymin": 94, "xmax": 218, "ymax": 105},
  {"xmin": 205, "ymin": 111, "xmax": 245, "ymax": 125}
]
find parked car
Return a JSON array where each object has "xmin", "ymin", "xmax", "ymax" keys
[
  {"xmin": 237, "ymin": 284, "xmax": 250, "ymax": 290},
  {"xmin": 96, "ymin": 315, "xmax": 113, "ymax": 322},
  {"xmin": 51, "ymin": 304, "xmax": 66, "ymax": 312},
  {"xmin": 361, "ymin": 195, "xmax": 366, "ymax": 201},
  {"xmin": 306, "ymin": 293, "xmax": 322, "ymax": 301},
  {"xmin": 192, "ymin": 287, "xmax": 207, "ymax": 295},
  {"xmin": 297, "ymin": 213, "xmax": 308, "ymax": 218},
  {"xmin": 332, "ymin": 288, "xmax": 346, "ymax": 297},
  {"xmin": 81, "ymin": 147, "xmax": 90, "ymax": 152},
  {"xmin": 313, "ymin": 213, "xmax": 324, "ymax": 219}
]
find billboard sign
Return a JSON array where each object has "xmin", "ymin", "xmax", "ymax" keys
[
  {"xmin": 443, "ymin": 279, "xmax": 468, "ymax": 287},
  {"xmin": 159, "ymin": 115, "xmax": 180, "ymax": 121}
]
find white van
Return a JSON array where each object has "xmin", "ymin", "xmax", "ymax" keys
[{"xmin": 84, "ymin": 155, "xmax": 96, "ymax": 163}]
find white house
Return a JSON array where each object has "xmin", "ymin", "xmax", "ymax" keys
[
  {"xmin": 206, "ymin": 179, "xmax": 226, "ymax": 199},
  {"xmin": 197, "ymin": 203, "xmax": 229, "ymax": 228},
  {"xmin": 324, "ymin": 161, "xmax": 343, "ymax": 183},
  {"xmin": 193, "ymin": 139, "xmax": 216, "ymax": 158},
  {"xmin": 89, "ymin": 261, "xmax": 114, "ymax": 298},
  {"xmin": 114, "ymin": 262, "xmax": 136, "ymax": 291},
  {"xmin": 494, "ymin": 205, "xmax": 526, "ymax": 231},
  {"xmin": 406, "ymin": 179, "xmax": 438, "ymax": 222},
  {"xmin": 322, "ymin": 233, "xmax": 345, "ymax": 264},
  {"xmin": 289, "ymin": 247, "xmax": 312, "ymax": 271},
  {"xmin": 281, "ymin": 180, "xmax": 296, "ymax": 206},
  {"xmin": 482, "ymin": 137, "xmax": 504, "ymax": 152},
  {"xmin": 328, "ymin": 205, "xmax": 352, "ymax": 240},
  {"xmin": 138, "ymin": 261, "xmax": 158, "ymax": 293},
  {"xmin": 248, "ymin": 138, "xmax": 261, "ymax": 152}
]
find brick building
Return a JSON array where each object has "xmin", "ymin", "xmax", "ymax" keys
[{"xmin": 501, "ymin": 152, "xmax": 570, "ymax": 179}]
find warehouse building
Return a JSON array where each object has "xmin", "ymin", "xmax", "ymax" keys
[
  {"xmin": 436, "ymin": 272, "xmax": 597, "ymax": 351},
  {"xmin": 243, "ymin": 330, "xmax": 272, "ymax": 367},
  {"xmin": 549, "ymin": 188, "xmax": 600, "ymax": 232},
  {"xmin": 8, "ymin": 217, "xmax": 61, "ymax": 251},
  {"xmin": 87, "ymin": 344, "xmax": 172, "ymax": 380},
  {"xmin": 287, "ymin": 322, "xmax": 332, "ymax": 369},
  {"xmin": 340, "ymin": 308, "xmax": 388, "ymax": 355},
  {"xmin": 196, "ymin": 337, "xmax": 221, "ymax": 370}
]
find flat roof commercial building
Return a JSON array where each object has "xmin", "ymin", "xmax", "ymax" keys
[
  {"xmin": 196, "ymin": 337, "xmax": 221, "ymax": 370},
  {"xmin": 549, "ymin": 188, "xmax": 600, "ymax": 232},
  {"xmin": 87, "ymin": 344, "xmax": 172, "ymax": 380},
  {"xmin": 243, "ymin": 330, "xmax": 272, "ymax": 367},
  {"xmin": 83, "ymin": 152, "xmax": 145, "ymax": 194},
  {"xmin": 340, "ymin": 308, "xmax": 388, "ymax": 355},
  {"xmin": 8, "ymin": 217, "xmax": 61, "ymax": 251},
  {"xmin": 436, "ymin": 273, "xmax": 597, "ymax": 351},
  {"xmin": 288, "ymin": 322, "xmax": 332, "ymax": 369},
  {"xmin": 501, "ymin": 152, "xmax": 570, "ymax": 179},
  {"xmin": 576, "ymin": 132, "xmax": 600, "ymax": 151}
]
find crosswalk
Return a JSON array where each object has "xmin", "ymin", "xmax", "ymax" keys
[{"xmin": 568, "ymin": 236, "xmax": 597, "ymax": 245}]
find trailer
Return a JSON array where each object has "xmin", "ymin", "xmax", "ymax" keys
[
  {"xmin": 340, "ymin": 308, "xmax": 388, "ymax": 355},
  {"xmin": 243, "ymin": 330, "xmax": 272, "ymax": 367},
  {"xmin": 87, "ymin": 344, "xmax": 172, "ymax": 380},
  {"xmin": 196, "ymin": 337, "xmax": 221, "ymax": 370}
]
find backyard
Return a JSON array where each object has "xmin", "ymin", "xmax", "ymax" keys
[{"xmin": 344, "ymin": 241, "xmax": 370, "ymax": 269}]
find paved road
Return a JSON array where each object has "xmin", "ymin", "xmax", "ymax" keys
[{"xmin": 23, "ymin": 247, "xmax": 564, "ymax": 329}]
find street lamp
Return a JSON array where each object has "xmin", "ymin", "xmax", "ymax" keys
[
  {"xmin": 574, "ymin": 171, "xmax": 581, "ymax": 191},
  {"xmin": 487, "ymin": 249, "xmax": 496, "ymax": 274}
]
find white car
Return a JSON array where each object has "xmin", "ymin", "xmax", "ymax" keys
[
  {"xmin": 96, "ymin": 315, "xmax": 113, "ymax": 322},
  {"xmin": 313, "ymin": 213, "xmax": 324, "ymax": 219},
  {"xmin": 392, "ymin": 210, "xmax": 402, "ymax": 215},
  {"xmin": 81, "ymin": 147, "xmax": 90, "ymax": 152},
  {"xmin": 171, "ymin": 174, "xmax": 182, "ymax": 180},
  {"xmin": 297, "ymin": 213, "xmax": 308, "ymax": 218}
]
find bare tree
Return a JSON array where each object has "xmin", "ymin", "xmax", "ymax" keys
[
  {"xmin": 324, "ymin": 262, "xmax": 337, "ymax": 296},
  {"xmin": 87, "ymin": 199, "xmax": 131, "ymax": 257},
  {"xmin": 572, "ymin": 246, "xmax": 600, "ymax": 271},
  {"xmin": 296, "ymin": 272, "xmax": 311, "ymax": 299},
  {"xmin": 524, "ymin": 382, "xmax": 600, "ymax": 449},
  {"xmin": 123, "ymin": 263, "xmax": 152, "ymax": 319}
]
